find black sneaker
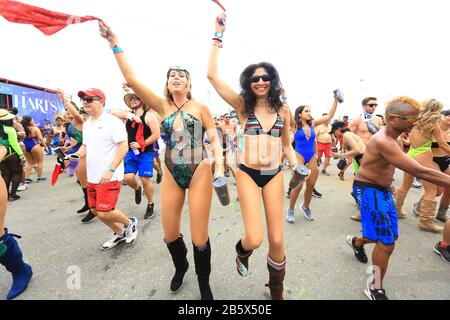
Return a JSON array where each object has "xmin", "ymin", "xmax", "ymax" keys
[
  {"xmin": 286, "ymin": 187, "xmax": 292, "ymax": 199},
  {"xmin": 135, "ymin": 186, "xmax": 142, "ymax": 205},
  {"xmin": 8, "ymin": 194, "xmax": 21, "ymax": 201},
  {"xmin": 364, "ymin": 283, "xmax": 389, "ymax": 300},
  {"xmin": 346, "ymin": 236, "xmax": 368, "ymax": 263},
  {"xmin": 312, "ymin": 188, "xmax": 322, "ymax": 198},
  {"xmin": 156, "ymin": 172, "xmax": 163, "ymax": 184},
  {"xmin": 144, "ymin": 203, "xmax": 155, "ymax": 219},
  {"xmin": 81, "ymin": 211, "xmax": 96, "ymax": 223},
  {"xmin": 433, "ymin": 242, "xmax": 450, "ymax": 263}
]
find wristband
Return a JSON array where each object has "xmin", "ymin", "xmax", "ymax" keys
[
  {"xmin": 108, "ymin": 167, "xmax": 116, "ymax": 173},
  {"xmin": 112, "ymin": 46, "xmax": 123, "ymax": 54},
  {"xmin": 213, "ymin": 31, "xmax": 223, "ymax": 40}
]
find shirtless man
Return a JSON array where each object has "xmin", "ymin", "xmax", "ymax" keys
[
  {"xmin": 344, "ymin": 96, "xmax": 450, "ymax": 300},
  {"xmin": 330, "ymin": 121, "xmax": 366, "ymax": 207},
  {"xmin": 315, "ymin": 115, "xmax": 333, "ymax": 175},
  {"xmin": 339, "ymin": 98, "xmax": 382, "ymax": 179},
  {"xmin": 220, "ymin": 113, "xmax": 237, "ymax": 179}
]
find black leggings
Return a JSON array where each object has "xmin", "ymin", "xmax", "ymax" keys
[{"xmin": 0, "ymin": 153, "xmax": 23, "ymax": 196}]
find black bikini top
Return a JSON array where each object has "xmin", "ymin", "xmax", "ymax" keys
[
  {"xmin": 244, "ymin": 112, "xmax": 284, "ymax": 138},
  {"xmin": 432, "ymin": 141, "xmax": 450, "ymax": 148}
]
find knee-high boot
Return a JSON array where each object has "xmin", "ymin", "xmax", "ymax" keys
[
  {"xmin": 266, "ymin": 256, "xmax": 286, "ymax": 300},
  {"xmin": 436, "ymin": 205, "xmax": 448, "ymax": 223},
  {"xmin": 419, "ymin": 199, "xmax": 443, "ymax": 233},
  {"xmin": 0, "ymin": 228, "xmax": 33, "ymax": 300},
  {"xmin": 394, "ymin": 189, "xmax": 408, "ymax": 218},
  {"xmin": 166, "ymin": 234, "xmax": 189, "ymax": 293},
  {"xmin": 77, "ymin": 187, "xmax": 89, "ymax": 213},
  {"xmin": 193, "ymin": 238, "xmax": 213, "ymax": 300},
  {"xmin": 235, "ymin": 239, "xmax": 253, "ymax": 277},
  {"xmin": 413, "ymin": 196, "xmax": 424, "ymax": 216}
]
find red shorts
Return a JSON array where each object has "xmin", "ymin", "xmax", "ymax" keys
[
  {"xmin": 87, "ymin": 181, "xmax": 122, "ymax": 212},
  {"xmin": 317, "ymin": 142, "xmax": 332, "ymax": 158}
]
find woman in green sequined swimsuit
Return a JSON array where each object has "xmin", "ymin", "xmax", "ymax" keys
[{"xmin": 100, "ymin": 22, "xmax": 224, "ymax": 300}]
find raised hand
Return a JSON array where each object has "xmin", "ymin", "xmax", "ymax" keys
[
  {"xmin": 215, "ymin": 12, "xmax": 226, "ymax": 33},
  {"xmin": 98, "ymin": 21, "xmax": 118, "ymax": 47}
]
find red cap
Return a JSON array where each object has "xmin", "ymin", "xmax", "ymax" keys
[{"xmin": 78, "ymin": 88, "xmax": 106, "ymax": 101}]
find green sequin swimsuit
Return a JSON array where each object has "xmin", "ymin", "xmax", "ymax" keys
[{"xmin": 161, "ymin": 103, "xmax": 207, "ymax": 189}]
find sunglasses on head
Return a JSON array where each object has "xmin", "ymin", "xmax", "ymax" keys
[
  {"xmin": 388, "ymin": 113, "xmax": 420, "ymax": 123},
  {"xmin": 80, "ymin": 97, "xmax": 102, "ymax": 103},
  {"xmin": 250, "ymin": 74, "xmax": 271, "ymax": 83},
  {"xmin": 366, "ymin": 103, "xmax": 378, "ymax": 108}
]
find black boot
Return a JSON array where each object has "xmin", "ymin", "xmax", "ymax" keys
[
  {"xmin": 235, "ymin": 239, "xmax": 253, "ymax": 277},
  {"xmin": 166, "ymin": 234, "xmax": 189, "ymax": 293},
  {"xmin": 193, "ymin": 238, "xmax": 214, "ymax": 300},
  {"xmin": 81, "ymin": 210, "xmax": 96, "ymax": 223},
  {"xmin": 265, "ymin": 256, "xmax": 286, "ymax": 300},
  {"xmin": 0, "ymin": 228, "xmax": 33, "ymax": 300},
  {"xmin": 77, "ymin": 188, "xmax": 89, "ymax": 213}
]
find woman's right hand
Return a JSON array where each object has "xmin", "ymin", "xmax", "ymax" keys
[
  {"xmin": 215, "ymin": 12, "xmax": 226, "ymax": 33},
  {"xmin": 98, "ymin": 21, "xmax": 119, "ymax": 48}
]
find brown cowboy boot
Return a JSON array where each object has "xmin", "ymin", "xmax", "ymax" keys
[
  {"xmin": 265, "ymin": 256, "xmax": 286, "ymax": 300},
  {"xmin": 419, "ymin": 199, "xmax": 443, "ymax": 233},
  {"xmin": 413, "ymin": 196, "xmax": 423, "ymax": 217},
  {"xmin": 394, "ymin": 189, "xmax": 408, "ymax": 218}
]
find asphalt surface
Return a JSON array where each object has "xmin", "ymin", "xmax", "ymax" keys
[{"xmin": 1, "ymin": 153, "xmax": 449, "ymax": 300}]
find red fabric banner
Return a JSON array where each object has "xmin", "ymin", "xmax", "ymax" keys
[
  {"xmin": 0, "ymin": 0, "xmax": 102, "ymax": 35},
  {"xmin": 211, "ymin": 0, "xmax": 226, "ymax": 12}
]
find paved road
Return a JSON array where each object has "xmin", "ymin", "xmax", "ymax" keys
[{"xmin": 1, "ymin": 154, "xmax": 448, "ymax": 300}]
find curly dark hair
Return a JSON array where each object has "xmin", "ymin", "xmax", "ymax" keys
[
  {"xmin": 239, "ymin": 62, "xmax": 283, "ymax": 118},
  {"xmin": 21, "ymin": 115, "xmax": 33, "ymax": 138},
  {"xmin": 294, "ymin": 105, "xmax": 313, "ymax": 129}
]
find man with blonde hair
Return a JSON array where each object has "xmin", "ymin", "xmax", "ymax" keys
[{"xmin": 345, "ymin": 96, "xmax": 450, "ymax": 300}]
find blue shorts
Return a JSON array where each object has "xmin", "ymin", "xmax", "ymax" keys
[
  {"xmin": 353, "ymin": 180, "xmax": 398, "ymax": 245},
  {"xmin": 124, "ymin": 150, "xmax": 154, "ymax": 177}
]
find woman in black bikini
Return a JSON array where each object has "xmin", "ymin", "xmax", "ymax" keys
[
  {"xmin": 207, "ymin": 13, "xmax": 298, "ymax": 300},
  {"xmin": 99, "ymin": 21, "xmax": 223, "ymax": 300}
]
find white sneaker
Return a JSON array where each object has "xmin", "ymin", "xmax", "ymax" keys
[
  {"xmin": 124, "ymin": 217, "xmax": 138, "ymax": 244},
  {"xmin": 412, "ymin": 178, "xmax": 422, "ymax": 189},
  {"xmin": 17, "ymin": 184, "xmax": 28, "ymax": 192},
  {"xmin": 286, "ymin": 208, "xmax": 295, "ymax": 223},
  {"xmin": 101, "ymin": 232, "xmax": 127, "ymax": 250}
]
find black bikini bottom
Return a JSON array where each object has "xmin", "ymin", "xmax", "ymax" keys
[{"xmin": 239, "ymin": 164, "xmax": 282, "ymax": 188}]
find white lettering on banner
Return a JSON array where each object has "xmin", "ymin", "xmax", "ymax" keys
[{"xmin": 14, "ymin": 95, "xmax": 58, "ymax": 114}]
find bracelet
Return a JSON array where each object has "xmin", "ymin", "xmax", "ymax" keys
[
  {"xmin": 213, "ymin": 31, "xmax": 223, "ymax": 40},
  {"xmin": 212, "ymin": 39, "xmax": 223, "ymax": 48},
  {"xmin": 108, "ymin": 167, "xmax": 116, "ymax": 173},
  {"xmin": 212, "ymin": 37, "xmax": 222, "ymax": 43},
  {"xmin": 112, "ymin": 46, "xmax": 123, "ymax": 54}
]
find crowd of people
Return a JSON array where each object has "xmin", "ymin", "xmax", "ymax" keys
[{"xmin": 1, "ymin": 12, "xmax": 449, "ymax": 301}]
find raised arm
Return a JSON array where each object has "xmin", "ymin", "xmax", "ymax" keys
[
  {"xmin": 313, "ymin": 93, "xmax": 340, "ymax": 127},
  {"xmin": 98, "ymin": 21, "xmax": 165, "ymax": 117},
  {"xmin": 57, "ymin": 89, "xmax": 84, "ymax": 126},
  {"xmin": 207, "ymin": 13, "xmax": 243, "ymax": 113}
]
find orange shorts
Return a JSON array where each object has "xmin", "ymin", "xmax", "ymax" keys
[
  {"xmin": 87, "ymin": 181, "xmax": 122, "ymax": 212},
  {"xmin": 317, "ymin": 142, "xmax": 332, "ymax": 158}
]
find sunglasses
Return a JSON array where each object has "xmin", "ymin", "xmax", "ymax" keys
[
  {"xmin": 250, "ymin": 74, "xmax": 271, "ymax": 83},
  {"xmin": 366, "ymin": 103, "xmax": 378, "ymax": 108},
  {"xmin": 388, "ymin": 113, "xmax": 420, "ymax": 123},
  {"xmin": 130, "ymin": 96, "xmax": 141, "ymax": 102},
  {"xmin": 80, "ymin": 97, "xmax": 102, "ymax": 103}
]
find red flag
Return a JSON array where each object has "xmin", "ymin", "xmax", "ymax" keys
[
  {"xmin": 0, "ymin": 0, "xmax": 102, "ymax": 35},
  {"xmin": 211, "ymin": 0, "xmax": 226, "ymax": 11},
  {"xmin": 132, "ymin": 121, "xmax": 146, "ymax": 152},
  {"xmin": 51, "ymin": 161, "xmax": 64, "ymax": 186}
]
